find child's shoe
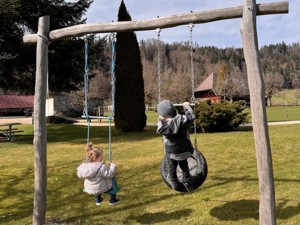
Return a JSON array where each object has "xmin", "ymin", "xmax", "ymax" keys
[
  {"xmin": 183, "ymin": 177, "xmax": 194, "ymax": 192},
  {"xmin": 109, "ymin": 194, "xmax": 120, "ymax": 206},
  {"xmin": 170, "ymin": 181, "xmax": 180, "ymax": 191},
  {"xmin": 95, "ymin": 195, "xmax": 103, "ymax": 206}
]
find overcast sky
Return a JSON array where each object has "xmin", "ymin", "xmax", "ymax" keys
[{"xmin": 78, "ymin": 0, "xmax": 298, "ymax": 48}]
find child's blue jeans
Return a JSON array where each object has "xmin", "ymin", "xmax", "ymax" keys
[{"xmin": 107, "ymin": 177, "xmax": 120, "ymax": 195}]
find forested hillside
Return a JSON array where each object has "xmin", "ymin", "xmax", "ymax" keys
[{"xmin": 90, "ymin": 40, "xmax": 300, "ymax": 105}]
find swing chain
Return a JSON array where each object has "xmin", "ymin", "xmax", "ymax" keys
[
  {"xmin": 188, "ymin": 23, "xmax": 195, "ymax": 102},
  {"xmin": 188, "ymin": 23, "xmax": 198, "ymax": 149},
  {"xmin": 83, "ymin": 37, "xmax": 90, "ymax": 143},
  {"xmin": 156, "ymin": 28, "xmax": 161, "ymax": 103},
  {"xmin": 108, "ymin": 33, "xmax": 116, "ymax": 161},
  {"xmin": 110, "ymin": 33, "xmax": 116, "ymax": 119}
]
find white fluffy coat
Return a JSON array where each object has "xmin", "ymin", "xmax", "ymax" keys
[{"xmin": 77, "ymin": 161, "xmax": 117, "ymax": 196}]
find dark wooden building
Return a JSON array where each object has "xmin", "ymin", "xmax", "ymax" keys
[
  {"xmin": 194, "ymin": 72, "xmax": 221, "ymax": 103},
  {"xmin": 0, "ymin": 95, "xmax": 34, "ymax": 116}
]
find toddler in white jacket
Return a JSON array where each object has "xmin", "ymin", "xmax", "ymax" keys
[{"xmin": 77, "ymin": 143, "xmax": 120, "ymax": 206}]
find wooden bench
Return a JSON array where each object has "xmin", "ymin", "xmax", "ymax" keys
[
  {"xmin": 0, "ymin": 128, "xmax": 18, "ymax": 132},
  {"xmin": 0, "ymin": 129, "xmax": 24, "ymax": 141},
  {"xmin": 0, "ymin": 136, "xmax": 9, "ymax": 142},
  {"xmin": 10, "ymin": 130, "xmax": 24, "ymax": 141},
  {"xmin": 0, "ymin": 122, "xmax": 23, "ymax": 141}
]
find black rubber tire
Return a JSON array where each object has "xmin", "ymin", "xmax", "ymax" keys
[{"xmin": 160, "ymin": 149, "xmax": 208, "ymax": 192}]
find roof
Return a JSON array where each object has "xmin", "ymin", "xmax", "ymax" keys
[
  {"xmin": 194, "ymin": 72, "xmax": 218, "ymax": 92},
  {"xmin": 0, "ymin": 95, "xmax": 34, "ymax": 109}
]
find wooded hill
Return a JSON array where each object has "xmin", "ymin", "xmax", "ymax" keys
[{"xmin": 90, "ymin": 40, "xmax": 300, "ymax": 105}]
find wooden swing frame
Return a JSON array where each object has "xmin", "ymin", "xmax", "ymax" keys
[{"xmin": 23, "ymin": 1, "xmax": 288, "ymax": 225}]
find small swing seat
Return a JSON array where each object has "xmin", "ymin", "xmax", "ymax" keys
[{"xmin": 160, "ymin": 148, "xmax": 208, "ymax": 192}]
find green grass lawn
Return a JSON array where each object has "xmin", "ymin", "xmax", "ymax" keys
[
  {"xmin": 243, "ymin": 105, "xmax": 300, "ymax": 122},
  {"xmin": 265, "ymin": 106, "xmax": 300, "ymax": 122},
  {"xmin": 146, "ymin": 105, "xmax": 300, "ymax": 124},
  {"xmin": 272, "ymin": 89, "xmax": 300, "ymax": 106},
  {"xmin": 0, "ymin": 123, "xmax": 299, "ymax": 225}
]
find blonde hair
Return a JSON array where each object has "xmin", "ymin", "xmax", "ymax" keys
[
  {"xmin": 85, "ymin": 142, "xmax": 94, "ymax": 154},
  {"xmin": 85, "ymin": 142, "xmax": 103, "ymax": 162}
]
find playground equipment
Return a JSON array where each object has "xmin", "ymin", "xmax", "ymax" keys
[
  {"xmin": 157, "ymin": 24, "xmax": 208, "ymax": 192},
  {"xmin": 23, "ymin": 1, "xmax": 288, "ymax": 224}
]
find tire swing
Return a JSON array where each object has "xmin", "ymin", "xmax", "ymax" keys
[
  {"xmin": 160, "ymin": 148, "xmax": 208, "ymax": 192},
  {"xmin": 157, "ymin": 24, "xmax": 208, "ymax": 192}
]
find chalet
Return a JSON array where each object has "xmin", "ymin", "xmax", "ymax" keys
[
  {"xmin": 194, "ymin": 72, "xmax": 221, "ymax": 103},
  {"xmin": 194, "ymin": 72, "xmax": 252, "ymax": 105}
]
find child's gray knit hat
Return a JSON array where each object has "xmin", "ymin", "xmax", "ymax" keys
[{"xmin": 157, "ymin": 100, "xmax": 177, "ymax": 118}]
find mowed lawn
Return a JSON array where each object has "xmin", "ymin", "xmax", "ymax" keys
[
  {"xmin": 0, "ymin": 122, "xmax": 299, "ymax": 225},
  {"xmin": 146, "ymin": 106, "xmax": 300, "ymax": 124}
]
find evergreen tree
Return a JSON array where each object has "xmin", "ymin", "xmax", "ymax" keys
[
  {"xmin": 114, "ymin": 0, "xmax": 146, "ymax": 131},
  {"xmin": 0, "ymin": 0, "xmax": 94, "ymax": 94}
]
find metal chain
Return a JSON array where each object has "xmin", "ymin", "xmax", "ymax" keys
[
  {"xmin": 188, "ymin": 23, "xmax": 195, "ymax": 103},
  {"xmin": 108, "ymin": 33, "xmax": 116, "ymax": 161},
  {"xmin": 156, "ymin": 28, "xmax": 161, "ymax": 103},
  {"xmin": 110, "ymin": 33, "xmax": 116, "ymax": 119},
  {"xmin": 83, "ymin": 38, "xmax": 90, "ymax": 144},
  {"xmin": 188, "ymin": 23, "xmax": 198, "ymax": 149}
]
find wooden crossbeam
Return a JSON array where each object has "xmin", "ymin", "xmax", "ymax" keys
[{"xmin": 23, "ymin": 1, "xmax": 288, "ymax": 44}]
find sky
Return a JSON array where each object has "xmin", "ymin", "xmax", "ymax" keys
[{"xmin": 74, "ymin": 0, "xmax": 299, "ymax": 48}]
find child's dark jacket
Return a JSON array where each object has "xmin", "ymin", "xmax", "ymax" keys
[{"xmin": 157, "ymin": 105, "xmax": 195, "ymax": 155}]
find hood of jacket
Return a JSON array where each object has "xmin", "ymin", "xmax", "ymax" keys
[{"xmin": 77, "ymin": 162, "xmax": 104, "ymax": 179}]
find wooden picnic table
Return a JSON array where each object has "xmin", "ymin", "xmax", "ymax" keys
[{"xmin": 0, "ymin": 122, "xmax": 22, "ymax": 141}]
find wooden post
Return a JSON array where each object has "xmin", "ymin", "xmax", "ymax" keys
[
  {"xmin": 32, "ymin": 16, "xmax": 49, "ymax": 225},
  {"xmin": 240, "ymin": 1, "xmax": 276, "ymax": 225}
]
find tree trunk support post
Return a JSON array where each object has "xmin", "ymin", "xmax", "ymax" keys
[
  {"xmin": 240, "ymin": 1, "xmax": 276, "ymax": 224},
  {"xmin": 32, "ymin": 15, "xmax": 49, "ymax": 225}
]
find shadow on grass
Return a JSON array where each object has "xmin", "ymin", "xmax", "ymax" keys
[
  {"xmin": 210, "ymin": 199, "xmax": 300, "ymax": 222},
  {"xmin": 59, "ymin": 191, "xmax": 182, "ymax": 224},
  {"xmin": 210, "ymin": 199, "xmax": 259, "ymax": 221},
  {"xmin": 208, "ymin": 176, "xmax": 300, "ymax": 222},
  {"xmin": 235, "ymin": 126, "xmax": 253, "ymax": 132},
  {"xmin": 14, "ymin": 124, "xmax": 159, "ymax": 145},
  {"xmin": 126, "ymin": 209, "xmax": 192, "ymax": 224},
  {"xmin": 13, "ymin": 123, "xmax": 255, "ymax": 147},
  {"xmin": 206, "ymin": 176, "xmax": 300, "ymax": 190},
  {"xmin": 0, "ymin": 167, "xmax": 34, "ymax": 224}
]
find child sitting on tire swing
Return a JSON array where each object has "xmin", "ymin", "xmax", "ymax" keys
[{"xmin": 156, "ymin": 100, "xmax": 194, "ymax": 192}]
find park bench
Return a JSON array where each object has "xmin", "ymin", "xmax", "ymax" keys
[
  {"xmin": 0, "ymin": 129, "xmax": 24, "ymax": 142},
  {"xmin": 0, "ymin": 123, "xmax": 23, "ymax": 142}
]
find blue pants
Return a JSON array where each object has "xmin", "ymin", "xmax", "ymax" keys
[{"xmin": 107, "ymin": 177, "xmax": 120, "ymax": 195}]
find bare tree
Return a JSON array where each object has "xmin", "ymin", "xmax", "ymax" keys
[
  {"xmin": 216, "ymin": 62, "xmax": 237, "ymax": 101},
  {"xmin": 264, "ymin": 72, "xmax": 284, "ymax": 106}
]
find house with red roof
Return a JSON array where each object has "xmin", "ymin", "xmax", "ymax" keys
[
  {"xmin": 194, "ymin": 72, "xmax": 252, "ymax": 104},
  {"xmin": 0, "ymin": 95, "xmax": 34, "ymax": 116},
  {"xmin": 194, "ymin": 72, "xmax": 221, "ymax": 103}
]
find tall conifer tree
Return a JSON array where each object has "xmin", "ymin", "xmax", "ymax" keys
[{"xmin": 114, "ymin": 0, "xmax": 146, "ymax": 131}]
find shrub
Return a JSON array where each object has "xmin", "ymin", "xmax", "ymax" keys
[
  {"xmin": 194, "ymin": 100, "xmax": 249, "ymax": 132},
  {"xmin": 46, "ymin": 116, "xmax": 77, "ymax": 124}
]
